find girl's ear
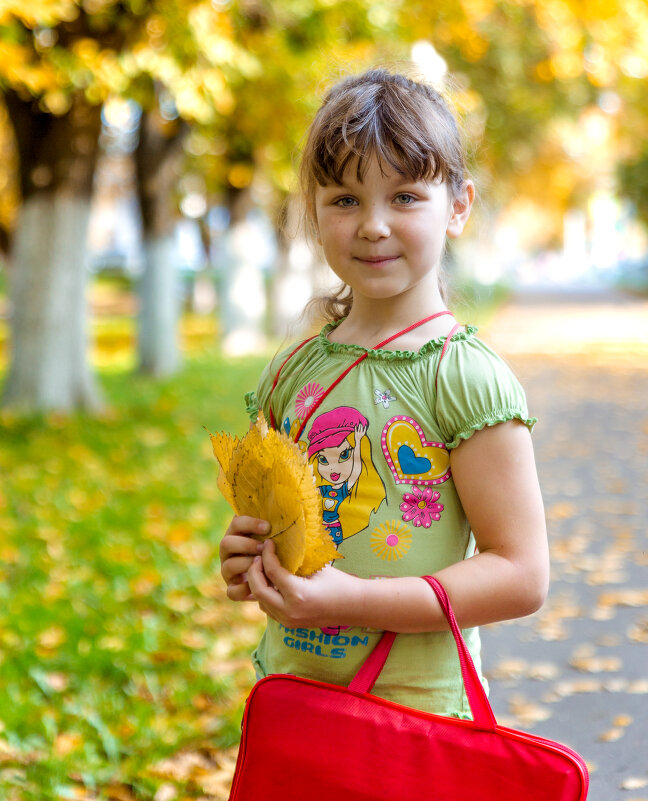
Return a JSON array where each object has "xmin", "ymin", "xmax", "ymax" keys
[{"xmin": 446, "ymin": 180, "xmax": 475, "ymax": 239}]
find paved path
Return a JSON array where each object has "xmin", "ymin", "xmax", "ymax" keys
[{"xmin": 478, "ymin": 290, "xmax": 648, "ymax": 801}]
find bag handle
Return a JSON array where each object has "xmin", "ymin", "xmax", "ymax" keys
[
  {"xmin": 347, "ymin": 630, "xmax": 397, "ymax": 694},
  {"xmin": 348, "ymin": 576, "xmax": 496, "ymax": 731}
]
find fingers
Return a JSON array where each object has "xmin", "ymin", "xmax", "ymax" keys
[
  {"xmin": 220, "ymin": 516, "xmax": 269, "ymax": 561},
  {"xmin": 224, "ymin": 515, "xmax": 270, "ymax": 540},
  {"xmin": 260, "ymin": 539, "xmax": 287, "ymax": 585},
  {"xmin": 221, "ymin": 553, "xmax": 258, "ymax": 585},
  {"xmin": 226, "ymin": 577, "xmax": 256, "ymax": 602},
  {"xmin": 220, "ymin": 515, "xmax": 270, "ymax": 601},
  {"xmin": 248, "ymin": 548, "xmax": 285, "ymax": 616},
  {"xmin": 220, "ymin": 533, "xmax": 260, "ymax": 563},
  {"xmin": 247, "ymin": 551, "xmax": 273, "ymax": 602}
]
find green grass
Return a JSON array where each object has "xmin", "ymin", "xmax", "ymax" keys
[{"xmin": 0, "ymin": 350, "xmax": 268, "ymax": 800}]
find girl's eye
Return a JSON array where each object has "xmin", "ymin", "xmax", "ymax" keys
[
  {"xmin": 394, "ymin": 193, "xmax": 416, "ymax": 205},
  {"xmin": 318, "ymin": 454, "xmax": 329, "ymax": 465},
  {"xmin": 334, "ymin": 196, "xmax": 357, "ymax": 207},
  {"xmin": 339, "ymin": 448, "xmax": 351, "ymax": 462}
]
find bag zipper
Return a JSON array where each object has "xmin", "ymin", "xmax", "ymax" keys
[{"xmin": 496, "ymin": 725, "xmax": 590, "ymax": 797}]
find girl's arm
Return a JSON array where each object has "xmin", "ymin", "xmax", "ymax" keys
[{"xmin": 247, "ymin": 420, "xmax": 550, "ymax": 632}]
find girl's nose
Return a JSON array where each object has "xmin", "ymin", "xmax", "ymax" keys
[{"xmin": 357, "ymin": 206, "xmax": 390, "ymax": 240}]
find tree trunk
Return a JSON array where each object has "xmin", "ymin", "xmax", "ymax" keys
[
  {"xmin": 220, "ymin": 186, "xmax": 268, "ymax": 355},
  {"xmin": 134, "ymin": 108, "xmax": 186, "ymax": 377},
  {"xmin": 269, "ymin": 195, "xmax": 317, "ymax": 339},
  {"xmin": 137, "ymin": 233, "xmax": 181, "ymax": 375},
  {"xmin": 3, "ymin": 193, "xmax": 102, "ymax": 411},
  {"xmin": 1, "ymin": 89, "xmax": 103, "ymax": 413}
]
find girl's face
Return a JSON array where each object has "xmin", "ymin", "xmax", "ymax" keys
[
  {"xmin": 316, "ymin": 440, "xmax": 354, "ymax": 485},
  {"xmin": 314, "ymin": 156, "xmax": 472, "ymax": 311}
]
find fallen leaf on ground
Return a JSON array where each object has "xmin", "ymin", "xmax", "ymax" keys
[
  {"xmin": 598, "ymin": 727, "xmax": 625, "ymax": 742},
  {"xmin": 508, "ymin": 695, "xmax": 552, "ymax": 726},
  {"xmin": 598, "ymin": 589, "xmax": 648, "ymax": 608},
  {"xmin": 620, "ymin": 778, "xmax": 648, "ymax": 790},
  {"xmin": 570, "ymin": 655, "xmax": 621, "ymax": 673}
]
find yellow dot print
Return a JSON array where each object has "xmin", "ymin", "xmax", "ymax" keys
[{"xmin": 370, "ymin": 520, "xmax": 413, "ymax": 561}]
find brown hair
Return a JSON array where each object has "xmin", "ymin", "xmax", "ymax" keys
[{"xmin": 301, "ymin": 68, "xmax": 468, "ymax": 323}]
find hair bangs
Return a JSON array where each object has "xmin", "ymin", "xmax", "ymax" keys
[{"xmin": 311, "ymin": 97, "xmax": 445, "ymax": 189}]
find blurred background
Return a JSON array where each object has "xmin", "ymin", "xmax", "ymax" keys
[
  {"xmin": 1, "ymin": 0, "xmax": 647, "ymax": 402},
  {"xmin": 0, "ymin": 2, "xmax": 647, "ymax": 800}
]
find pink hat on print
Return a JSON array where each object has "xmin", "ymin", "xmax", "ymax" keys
[{"xmin": 307, "ymin": 407, "xmax": 368, "ymax": 458}]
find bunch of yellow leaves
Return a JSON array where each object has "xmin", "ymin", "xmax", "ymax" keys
[{"xmin": 210, "ymin": 413, "xmax": 341, "ymax": 577}]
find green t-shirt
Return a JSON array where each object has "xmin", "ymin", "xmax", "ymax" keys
[{"xmin": 245, "ymin": 322, "xmax": 536, "ymax": 717}]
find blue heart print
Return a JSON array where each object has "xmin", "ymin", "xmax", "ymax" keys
[{"xmin": 398, "ymin": 445, "xmax": 432, "ymax": 475}]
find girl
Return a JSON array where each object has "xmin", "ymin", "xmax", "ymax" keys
[{"xmin": 220, "ymin": 68, "xmax": 549, "ymax": 717}]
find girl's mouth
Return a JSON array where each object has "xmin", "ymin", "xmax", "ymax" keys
[
  {"xmin": 355, "ymin": 255, "xmax": 399, "ymax": 267},
  {"xmin": 330, "ymin": 472, "xmax": 341, "ymax": 481}
]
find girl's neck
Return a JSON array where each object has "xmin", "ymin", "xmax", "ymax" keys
[{"xmin": 329, "ymin": 289, "xmax": 454, "ymax": 351}]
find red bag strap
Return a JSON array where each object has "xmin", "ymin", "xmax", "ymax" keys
[
  {"xmin": 268, "ymin": 336, "xmax": 318, "ymax": 429},
  {"xmin": 347, "ymin": 631, "xmax": 396, "ymax": 694},
  {"xmin": 421, "ymin": 576, "xmax": 496, "ymax": 729},
  {"xmin": 269, "ymin": 311, "xmax": 455, "ymax": 437},
  {"xmin": 348, "ymin": 576, "xmax": 496, "ymax": 731}
]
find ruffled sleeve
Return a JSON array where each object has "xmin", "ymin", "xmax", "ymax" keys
[
  {"xmin": 435, "ymin": 337, "xmax": 537, "ymax": 450},
  {"xmin": 244, "ymin": 391, "xmax": 260, "ymax": 422},
  {"xmin": 243, "ymin": 343, "xmax": 297, "ymax": 424}
]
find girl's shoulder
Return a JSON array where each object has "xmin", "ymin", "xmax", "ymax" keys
[
  {"xmin": 434, "ymin": 334, "xmax": 537, "ymax": 450},
  {"xmin": 436, "ymin": 331, "xmax": 523, "ymax": 387}
]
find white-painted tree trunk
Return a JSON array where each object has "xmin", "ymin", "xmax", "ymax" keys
[
  {"xmin": 2, "ymin": 192, "xmax": 103, "ymax": 412},
  {"xmin": 270, "ymin": 236, "xmax": 318, "ymax": 339},
  {"xmin": 137, "ymin": 233, "xmax": 180, "ymax": 376},
  {"xmin": 221, "ymin": 218, "xmax": 267, "ymax": 356}
]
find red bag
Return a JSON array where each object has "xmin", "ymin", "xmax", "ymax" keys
[{"xmin": 228, "ymin": 576, "xmax": 589, "ymax": 800}]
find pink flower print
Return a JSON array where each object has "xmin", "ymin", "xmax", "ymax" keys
[
  {"xmin": 295, "ymin": 382, "xmax": 325, "ymax": 420},
  {"xmin": 400, "ymin": 486, "xmax": 444, "ymax": 528}
]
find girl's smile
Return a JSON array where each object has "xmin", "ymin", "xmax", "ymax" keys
[{"xmin": 354, "ymin": 254, "xmax": 400, "ymax": 268}]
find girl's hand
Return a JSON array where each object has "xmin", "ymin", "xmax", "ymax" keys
[
  {"xmin": 220, "ymin": 515, "xmax": 269, "ymax": 602},
  {"xmin": 247, "ymin": 540, "xmax": 360, "ymax": 629}
]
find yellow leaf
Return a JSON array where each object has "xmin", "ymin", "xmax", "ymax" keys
[
  {"xmin": 598, "ymin": 727, "xmax": 625, "ymax": 742},
  {"xmin": 297, "ymin": 531, "xmax": 339, "ymax": 578},
  {"xmin": 620, "ymin": 777, "xmax": 648, "ymax": 790},
  {"xmin": 209, "ymin": 412, "xmax": 342, "ymax": 575},
  {"xmin": 210, "ymin": 430, "xmax": 238, "ymax": 472},
  {"xmin": 272, "ymin": 521, "xmax": 306, "ymax": 574}
]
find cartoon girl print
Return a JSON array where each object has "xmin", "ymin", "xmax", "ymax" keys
[
  {"xmin": 307, "ymin": 407, "xmax": 386, "ymax": 547},
  {"xmin": 312, "ymin": 419, "xmax": 365, "ymax": 544}
]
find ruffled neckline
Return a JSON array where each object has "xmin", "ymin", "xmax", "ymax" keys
[{"xmin": 318, "ymin": 320, "xmax": 479, "ymax": 361}]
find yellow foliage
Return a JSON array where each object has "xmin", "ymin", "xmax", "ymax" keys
[
  {"xmin": 210, "ymin": 413, "xmax": 341, "ymax": 577},
  {"xmin": 0, "ymin": 1, "xmax": 78, "ymax": 27}
]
